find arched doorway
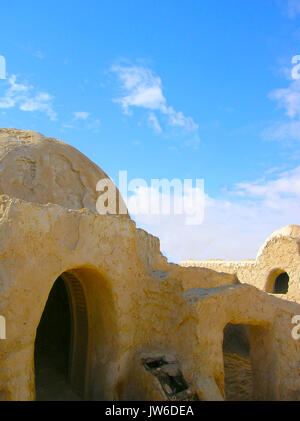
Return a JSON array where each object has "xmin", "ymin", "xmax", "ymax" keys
[
  {"xmin": 265, "ymin": 269, "xmax": 289, "ymax": 294},
  {"xmin": 34, "ymin": 272, "xmax": 90, "ymax": 401}
]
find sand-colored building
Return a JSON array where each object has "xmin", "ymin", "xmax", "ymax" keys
[
  {"xmin": 181, "ymin": 225, "xmax": 300, "ymax": 302},
  {"xmin": 1, "ymin": 128, "xmax": 300, "ymax": 401}
]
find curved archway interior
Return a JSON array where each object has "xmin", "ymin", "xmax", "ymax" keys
[
  {"xmin": 62, "ymin": 272, "xmax": 89, "ymax": 398},
  {"xmin": 34, "ymin": 273, "xmax": 89, "ymax": 401}
]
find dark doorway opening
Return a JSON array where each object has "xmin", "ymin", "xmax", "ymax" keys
[
  {"xmin": 273, "ymin": 272, "xmax": 289, "ymax": 294},
  {"xmin": 222, "ymin": 323, "xmax": 253, "ymax": 401},
  {"xmin": 34, "ymin": 276, "xmax": 82, "ymax": 401}
]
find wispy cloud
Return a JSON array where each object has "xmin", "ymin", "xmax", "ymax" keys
[
  {"xmin": 265, "ymin": 4, "xmax": 300, "ymax": 143},
  {"xmin": 35, "ymin": 50, "xmax": 44, "ymax": 59},
  {"xmin": 263, "ymin": 63, "xmax": 300, "ymax": 143},
  {"xmin": 233, "ymin": 166, "xmax": 300, "ymax": 207},
  {"xmin": 262, "ymin": 120, "xmax": 300, "ymax": 142},
  {"xmin": 129, "ymin": 166, "xmax": 300, "ymax": 262},
  {"xmin": 62, "ymin": 112, "xmax": 100, "ymax": 132},
  {"xmin": 148, "ymin": 112, "xmax": 162, "ymax": 133},
  {"xmin": 74, "ymin": 111, "xmax": 90, "ymax": 120},
  {"xmin": 112, "ymin": 65, "xmax": 165, "ymax": 112},
  {"xmin": 0, "ymin": 75, "xmax": 57, "ymax": 120},
  {"xmin": 269, "ymin": 79, "xmax": 300, "ymax": 118},
  {"xmin": 111, "ymin": 64, "xmax": 198, "ymax": 134}
]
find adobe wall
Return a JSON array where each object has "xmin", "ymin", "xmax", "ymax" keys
[
  {"xmin": 186, "ymin": 283, "xmax": 300, "ymax": 400},
  {"xmin": 181, "ymin": 225, "xmax": 300, "ymax": 303},
  {"xmin": 1, "ymin": 129, "xmax": 300, "ymax": 401},
  {"xmin": 0, "ymin": 195, "xmax": 231, "ymax": 401},
  {"xmin": 135, "ymin": 228, "xmax": 239, "ymax": 289},
  {"xmin": 2, "ymin": 196, "xmax": 300, "ymax": 400},
  {"xmin": 181, "ymin": 259, "xmax": 256, "ymax": 286}
]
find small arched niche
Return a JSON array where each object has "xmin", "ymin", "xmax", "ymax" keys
[{"xmin": 265, "ymin": 269, "xmax": 289, "ymax": 294}]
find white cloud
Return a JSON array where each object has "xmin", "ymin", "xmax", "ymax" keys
[
  {"xmin": 111, "ymin": 65, "xmax": 166, "ymax": 113},
  {"xmin": 264, "ymin": 69, "xmax": 300, "ymax": 142},
  {"xmin": 62, "ymin": 113, "xmax": 100, "ymax": 132},
  {"xmin": 165, "ymin": 106, "xmax": 198, "ymax": 131},
  {"xmin": 148, "ymin": 112, "xmax": 162, "ymax": 134},
  {"xmin": 111, "ymin": 64, "xmax": 198, "ymax": 134},
  {"xmin": 127, "ymin": 166, "xmax": 300, "ymax": 262},
  {"xmin": 20, "ymin": 92, "xmax": 56, "ymax": 120},
  {"xmin": 74, "ymin": 111, "xmax": 90, "ymax": 120},
  {"xmin": 0, "ymin": 75, "xmax": 29, "ymax": 108},
  {"xmin": 262, "ymin": 120, "xmax": 300, "ymax": 141},
  {"xmin": 0, "ymin": 75, "xmax": 57, "ymax": 120},
  {"xmin": 86, "ymin": 118, "xmax": 100, "ymax": 132},
  {"xmin": 233, "ymin": 166, "xmax": 300, "ymax": 208},
  {"xmin": 269, "ymin": 79, "xmax": 300, "ymax": 118}
]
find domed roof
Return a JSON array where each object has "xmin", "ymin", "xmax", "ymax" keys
[
  {"xmin": 0, "ymin": 128, "xmax": 128, "ymax": 215},
  {"xmin": 256, "ymin": 224, "xmax": 300, "ymax": 259}
]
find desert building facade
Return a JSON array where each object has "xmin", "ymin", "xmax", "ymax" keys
[
  {"xmin": 0, "ymin": 128, "xmax": 300, "ymax": 401},
  {"xmin": 181, "ymin": 225, "xmax": 300, "ymax": 303}
]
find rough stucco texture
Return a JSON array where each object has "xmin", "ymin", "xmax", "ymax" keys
[{"xmin": 1, "ymin": 129, "xmax": 300, "ymax": 402}]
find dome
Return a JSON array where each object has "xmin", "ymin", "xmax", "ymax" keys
[
  {"xmin": 0, "ymin": 128, "xmax": 128, "ymax": 215},
  {"xmin": 256, "ymin": 224, "xmax": 300, "ymax": 260}
]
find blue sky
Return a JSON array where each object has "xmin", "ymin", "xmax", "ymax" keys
[{"xmin": 1, "ymin": 0, "xmax": 300, "ymax": 262}]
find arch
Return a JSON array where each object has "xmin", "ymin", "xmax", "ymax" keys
[
  {"xmin": 34, "ymin": 265, "xmax": 119, "ymax": 401},
  {"xmin": 265, "ymin": 268, "xmax": 289, "ymax": 294},
  {"xmin": 34, "ymin": 270, "xmax": 91, "ymax": 400}
]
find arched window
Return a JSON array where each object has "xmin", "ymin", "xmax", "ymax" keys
[{"xmin": 265, "ymin": 269, "xmax": 289, "ymax": 294}]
